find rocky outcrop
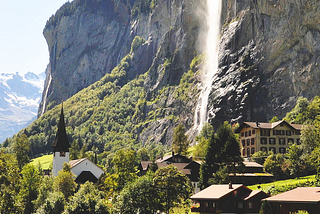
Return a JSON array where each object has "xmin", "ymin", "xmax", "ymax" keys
[
  {"xmin": 39, "ymin": 0, "xmax": 201, "ymax": 117},
  {"xmin": 208, "ymin": 0, "xmax": 320, "ymax": 126},
  {"xmin": 38, "ymin": 0, "xmax": 320, "ymax": 147}
]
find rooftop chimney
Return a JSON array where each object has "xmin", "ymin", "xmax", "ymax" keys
[
  {"xmin": 172, "ymin": 151, "xmax": 174, "ymax": 156},
  {"xmin": 229, "ymin": 182, "xmax": 233, "ymax": 189},
  {"xmin": 256, "ymin": 121, "xmax": 259, "ymax": 127}
]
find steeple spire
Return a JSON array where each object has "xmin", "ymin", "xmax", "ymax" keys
[{"xmin": 51, "ymin": 103, "xmax": 71, "ymax": 152}]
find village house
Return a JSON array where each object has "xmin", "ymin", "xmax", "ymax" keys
[
  {"xmin": 263, "ymin": 187, "xmax": 320, "ymax": 214},
  {"xmin": 235, "ymin": 121, "xmax": 302, "ymax": 157},
  {"xmin": 138, "ymin": 152, "xmax": 201, "ymax": 193},
  {"xmin": 52, "ymin": 105, "xmax": 104, "ymax": 183},
  {"xmin": 230, "ymin": 161, "xmax": 273, "ymax": 185},
  {"xmin": 190, "ymin": 183, "xmax": 269, "ymax": 214}
]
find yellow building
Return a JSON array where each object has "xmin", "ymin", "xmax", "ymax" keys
[{"xmin": 235, "ymin": 121, "xmax": 302, "ymax": 157}]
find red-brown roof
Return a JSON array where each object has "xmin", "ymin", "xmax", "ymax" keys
[
  {"xmin": 264, "ymin": 187, "xmax": 320, "ymax": 203},
  {"xmin": 235, "ymin": 121, "xmax": 302, "ymax": 133},
  {"xmin": 190, "ymin": 184, "xmax": 244, "ymax": 200},
  {"xmin": 69, "ymin": 158, "xmax": 86, "ymax": 168},
  {"xmin": 245, "ymin": 190, "xmax": 267, "ymax": 200}
]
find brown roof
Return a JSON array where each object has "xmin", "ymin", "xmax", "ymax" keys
[
  {"xmin": 244, "ymin": 190, "xmax": 267, "ymax": 200},
  {"xmin": 243, "ymin": 161, "xmax": 264, "ymax": 168},
  {"xmin": 140, "ymin": 161, "xmax": 152, "ymax": 170},
  {"xmin": 264, "ymin": 187, "xmax": 320, "ymax": 203},
  {"xmin": 235, "ymin": 121, "xmax": 302, "ymax": 133},
  {"xmin": 69, "ymin": 158, "xmax": 86, "ymax": 168},
  {"xmin": 190, "ymin": 184, "xmax": 244, "ymax": 200}
]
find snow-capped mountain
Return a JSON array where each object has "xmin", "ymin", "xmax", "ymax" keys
[{"xmin": 0, "ymin": 72, "xmax": 45, "ymax": 143}]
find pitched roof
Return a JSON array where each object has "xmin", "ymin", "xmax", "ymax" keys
[
  {"xmin": 264, "ymin": 187, "xmax": 320, "ymax": 203},
  {"xmin": 243, "ymin": 161, "xmax": 264, "ymax": 168},
  {"xmin": 244, "ymin": 190, "xmax": 269, "ymax": 200},
  {"xmin": 69, "ymin": 158, "xmax": 87, "ymax": 168},
  {"xmin": 51, "ymin": 104, "xmax": 71, "ymax": 152},
  {"xmin": 190, "ymin": 184, "xmax": 245, "ymax": 200},
  {"xmin": 235, "ymin": 121, "xmax": 302, "ymax": 133}
]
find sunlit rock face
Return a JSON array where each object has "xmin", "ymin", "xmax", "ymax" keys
[
  {"xmin": 208, "ymin": 0, "xmax": 320, "ymax": 125},
  {"xmin": 39, "ymin": 0, "xmax": 201, "ymax": 117},
  {"xmin": 38, "ymin": 0, "xmax": 320, "ymax": 145}
]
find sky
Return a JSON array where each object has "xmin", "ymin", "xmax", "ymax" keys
[{"xmin": 0, "ymin": 0, "xmax": 71, "ymax": 75}]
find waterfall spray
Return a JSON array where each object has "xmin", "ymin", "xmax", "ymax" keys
[
  {"xmin": 41, "ymin": 70, "xmax": 52, "ymax": 116},
  {"xmin": 194, "ymin": 0, "xmax": 222, "ymax": 133}
]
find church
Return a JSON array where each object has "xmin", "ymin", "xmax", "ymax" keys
[{"xmin": 51, "ymin": 105, "xmax": 104, "ymax": 183}]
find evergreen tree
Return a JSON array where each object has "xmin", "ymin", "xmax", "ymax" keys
[
  {"xmin": 199, "ymin": 122, "xmax": 243, "ymax": 189},
  {"xmin": 12, "ymin": 134, "xmax": 31, "ymax": 170},
  {"xmin": 172, "ymin": 124, "xmax": 189, "ymax": 155},
  {"xmin": 18, "ymin": 163, "xmax": 42, "ymax": 214}
]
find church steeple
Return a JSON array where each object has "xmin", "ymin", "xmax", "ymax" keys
[
  {"xmin": 52, "ymin": 103, "xmax": 71, "ymax": 176},
  {"xmin": 51, "ymin": 103, "xmax": 71, "ymax": 152}
]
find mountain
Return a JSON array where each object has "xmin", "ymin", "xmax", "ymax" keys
[
  {"xmin": 9, "ymin": 0, "xmax": 320, "ymax": 156},
  {"xmin": 0, "ymin": 72, "xmax": 45, "ymax": 143}
]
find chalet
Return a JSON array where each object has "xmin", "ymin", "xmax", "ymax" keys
[
  {"xmin": 52, "ymin": 105, "xmax": 104, "ymax": 183},
  {"xmin": 190, "ymin": 183, "xmax": 269, "ymax": 214},
  {"xmin": 230, "ymin": 161, "xmax": 273, "ymax": 185},
  {"xmin": 235, "ymin": 121, "xmax": 302, "ymax": 157},
  {"xmin": 263, "ymin": 187, "xmax": 320, "ymax": 214},
  {"xmin": 138, "ymin": 152, "xmax": 201, "ymax": 193}
]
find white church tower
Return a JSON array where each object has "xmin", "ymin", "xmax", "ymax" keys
[{"xmin": 52, "ymin": 104, "xmax": 71, "ymax": 176}]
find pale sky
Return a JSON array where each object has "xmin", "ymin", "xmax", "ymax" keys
[{"xmin": 0, "ymin": 0, "xmax": 71, "ymax": 74}]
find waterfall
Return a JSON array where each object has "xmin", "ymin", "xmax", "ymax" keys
[
  {"xmin": 194, "ymin": 0, "xmax": 222, "ymax": 133},
  {"xmin": 40, "ymin": 70, "xmax": 52, "ymax": 116}
]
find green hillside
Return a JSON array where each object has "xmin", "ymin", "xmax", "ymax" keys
[
  {"xmin": 30, "ymin": 154, "xmax": 52, "ymax": 169},
  {"xmin": 248, "ymin": 175, "xmax": 317, "ymax": 196},
  {"xmin": 5, "ymin": 40, "xmax": 201, "ymax": 169}
]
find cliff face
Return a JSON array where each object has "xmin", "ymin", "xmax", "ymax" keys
[
  {"xmin": 209, "ymin": 0, "xmax": 320, "ymax": 125},
  {"xmin": 39, "ymin": 0, "xmax": 200, "ymax": 116},
  {"xmin": 38, "ymin": 0, "xmax": 320, "ymax": 148}
]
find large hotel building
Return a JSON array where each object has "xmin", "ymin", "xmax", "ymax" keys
[{"xmin": 235, "ymin": 121, "xmax": 302, "ymax": 157}]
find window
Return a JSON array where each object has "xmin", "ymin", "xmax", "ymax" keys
[
  {"xmin": 238, "ymin": 202, "xmax": 243, "ymax": 208},
  {"xmin": 273, "ymin": 130, "xmax": 278, "ymax": 135},
  {"xmin": 280, "ymin": 130, "xmax": 285, "ymax": 135},
  {"xmin": 249, "ymin": 202, "xmax": 253, "ymax": 209},
  {"xmin": 269, "ymin": 147, "xmax": 276, "ymax": 153},
  {"xmin": 60, "ymin": 151, "xmax": 65, "ymax": 157},
  {"xmin": 261, "ymin": 138, "xmax": 267, "ymax": 144},
  {"xmin": 247, "ymin": 148, "xmax": 250, "ymax": 156},
  {"xmin": 279, "ymin": 147, "xmax": 286, "ymax": 154},
  {"xmin": 245, "ymin": 131, "xmax": 248, "ymax": 137},
  {"xmin": 251, "ymin": 147, "xmax": 255, "ymax": 154},
  {"xmin": 269, "ymin": 138, "xmax": 276, "ymax": 145},
  {"xmin": 234, "ymin": 191, "xmax": 238, "ymax": 197},
  {"xmin": 261, "ymin": 129, "xmax": 270, "ymax": 136},
  {"xmin": 204, "ymin": 202, "xmax": 208, "ymax": 208},
  {"xmin": 249, "ymin": 130, "xmax": 251, "ymax": 136},
  {"xmin": 242, "ymin": 149, "xmax": 246, "ymax": 156},
  {"xmin": 286, "ymin": 130, "xmax": 292, "ymax": 136},
  {"xmin": 251, "ymin": 138, "xmax": 255, "ymax": 145},
  {"xmin": 247, "ymin": 139, "xmax": 250, "ymax": 146},
  {"xmin": 279, "ymin": 138, "xmax": 286, "ymax": 145},
  {"xmin": 252, "ymin": 130, "xmax": 255, "ymax": 134},
  {"xmin": 241, "ymin": 132, "xmax": 244, "ymax": 137},
  {"xmin": 212, "ymin": 202, "xmax": 215, "ymax": 208},
  {"xmin": 261, "ymin": 147, "xmax": 267, "ymax": 152},
  {"xmin": 295, "ymin": 131, "xmax": 301, "ymax": 135},
  {"xmin": 242, "ymin": 140, "xmax": 245, "ymax": 147}
]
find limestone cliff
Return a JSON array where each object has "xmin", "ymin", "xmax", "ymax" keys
[
  {"xmin": 37, "ymin": 0, "xmax": 320, "ymax": 148},
  {"xmin": 210, "ymin": 0, "xmax": 320, "ymax": 125}
]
